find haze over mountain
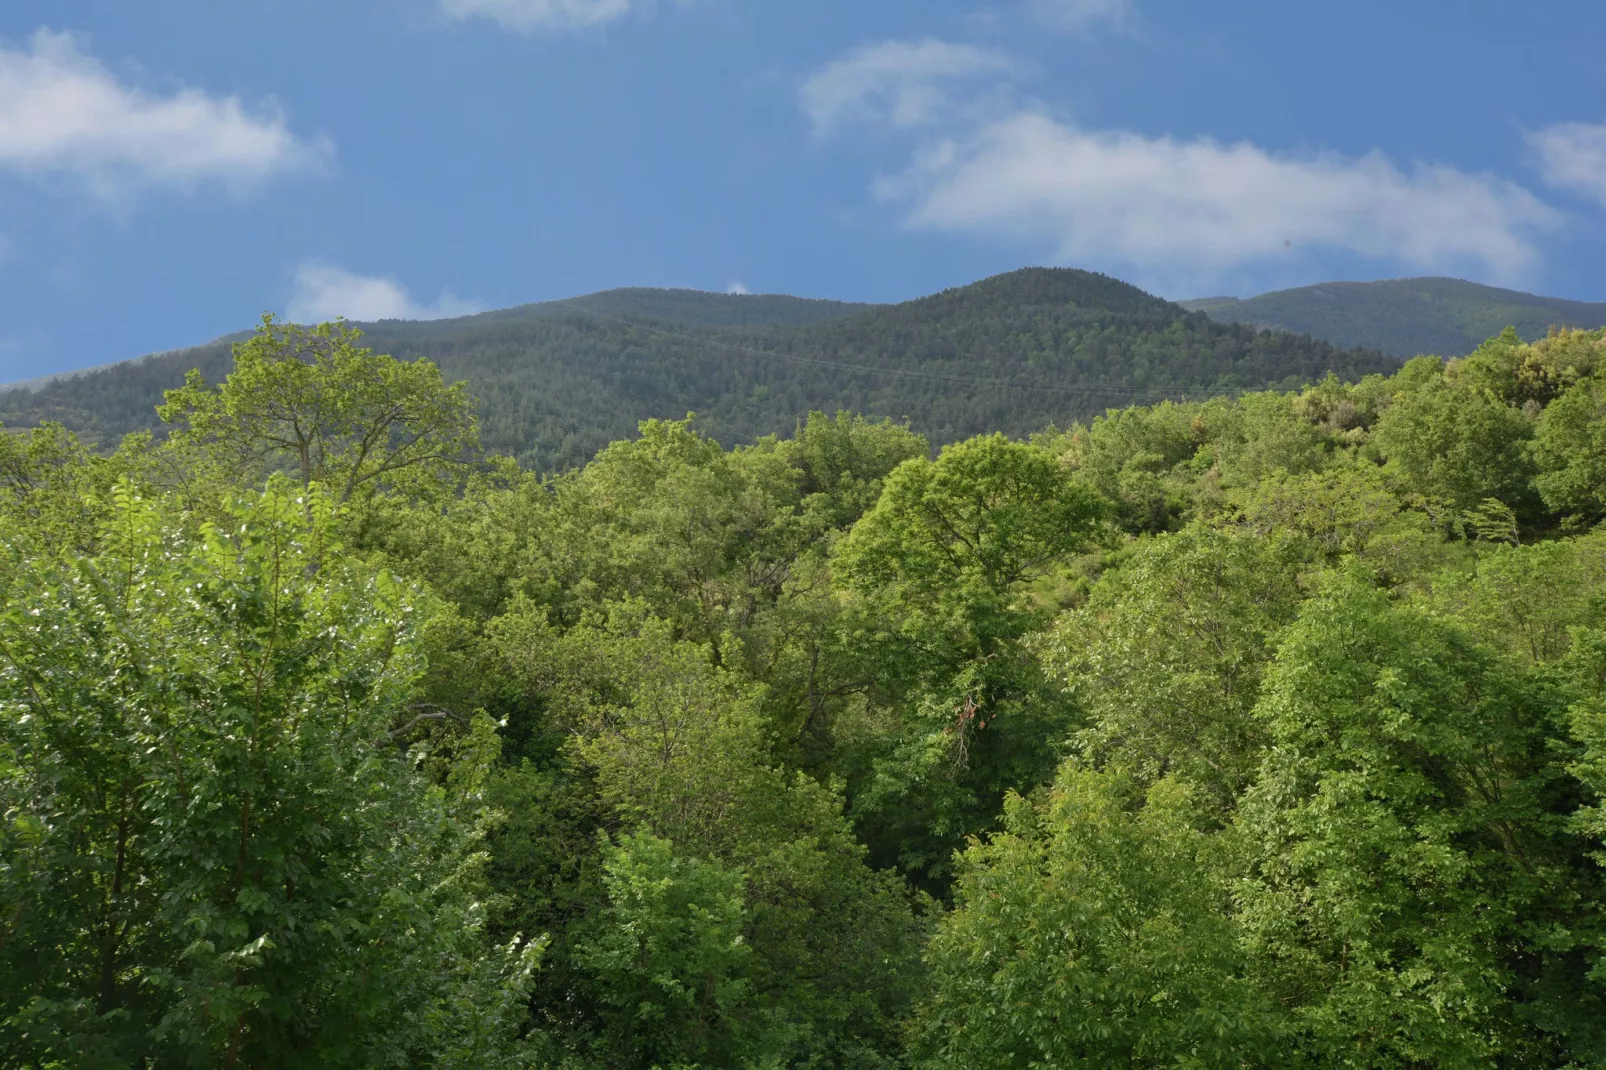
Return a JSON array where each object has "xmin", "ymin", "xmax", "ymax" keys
[
  {"xmin": 1183, "ymin": 278, "xmax": 1606, "ymax": 359},
  {"xmin": 0, "ymin": 268, "xmax": 1393, "ymax": 470}
]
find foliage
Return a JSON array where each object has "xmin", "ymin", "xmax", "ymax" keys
[
  {"xmin": 1532, "ymin": 333, "xmax": 1606, "ymax": 522},
  {"xmin": 1370, "ymin": 360, "xmax": 1538, "ymax": 521},
  {"xmin": 1567, "ymin": 629, "xmax": 1606, "ymax": 871},
  {"xmin": 492, "ymin": 608, "xmax": 925, "ymax": 1068},
  {"xmin": 912, "ymin": 769, "xmax": 1281, "ymax": 1069},
  {"xmin": 12, "ymin": 307, "xmax": 1606, "ymax": 1067},
  {"xmin": 0, "ymin": 480, "xmax": 538, "ymax": 1068},
  {"xmin": 0, "ymin": 421, "xmax": 130, "ymax": 556},
  {"xmin": 1045, "ymin": 524, "xmax": 1301, "ymax": 812},
  {"xmin": 156, "ymin": 315, "xmax": 478, "ymax": 505},
  {"xmin": 1236, "ymin": 574, "xmax": 1605, "ymax": 1066},
  {"xmin": 1232, "ymin": 460, "xmax": 1436, "ymax": 575},
  {"xmin": 574, "ymin": 831, "xmax": 757, "ymax": 1069},
  {"xmin": 833, "ymin": 434, "xmax": 1107, "ymax": 880}
]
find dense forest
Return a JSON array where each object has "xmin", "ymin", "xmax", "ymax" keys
[
  {"xmin": 5, "ymin": 311, "xmax": 1606, "ymax": 1067},
  {"xmin": 0, "ymin": 269, "xmax": 1395, "ymax": 470},
  {"xmin": 1185, "ymin": 276, "xmax": 1606, "ymax": 359}
]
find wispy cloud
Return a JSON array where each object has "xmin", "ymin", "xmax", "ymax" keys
[
  {"xmin": 800, "ymin": 39, "xmax": 1018, "ymax": 135},
  {"xmin": 440, "ymin": 0, "xmax": 634, "ymax": 31},
  {"xmin": 726, "ymin": 281, "xmax": 751, "ymax": 295},
  {"xmin": 0, "ymin": 29, "xmax": 326, "ymax": 196},
  {"xmin": 287, "ymin": 264, "xmax": 483, "ymax": 323},
  {"xmin": 1528, "ymin": 121, "xmax": 1606, "ymax": 208},
  {"xmin": 1027, "ymin": 0, "xmax": 1133, "ymax": 32}
]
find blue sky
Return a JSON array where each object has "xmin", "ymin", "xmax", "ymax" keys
[{"xmin": 1, "ymin": 0, "xmax": 1604, "ymax": 381}]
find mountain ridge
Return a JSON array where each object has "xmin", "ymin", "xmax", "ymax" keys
[
  {"xmin": 0, "ymin": 268, "xmax": 1396, "ymax": 469},
  {"xmin": 17, "ymin": 273, "xmax": 1603, "ymax": 392},
  {"xmin": 3, "ymin": 287, "xmax": 873, "ymax": 391},
  {"xmin": 1181, "ymin": 276, "xmax": 1606, "ymax": 358}
]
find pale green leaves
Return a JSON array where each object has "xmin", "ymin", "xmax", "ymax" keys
[{"xmin": 158, "ymin": 315, "xmax": 479, "ymax": 506}]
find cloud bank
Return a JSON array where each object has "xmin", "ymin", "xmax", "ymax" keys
[
  {"xmin": 288, "ymin": 264, "xmax": 482, "ymax": 323},
  {"xmin": 0, "ymin": 29, "xmax": 325, "ymax": 195}
]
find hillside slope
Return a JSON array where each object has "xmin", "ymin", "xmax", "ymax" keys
[
  {"xmin": 3, "ymin": 289, "xmax": 870, "ymax": 392},
  {"xmin": 1183, "ymin": 277, "xmax": 1606, "ymax": 358},
  {"xmin": 0, "ymin": 269, "xmax": 1396, "ymax": 470}
]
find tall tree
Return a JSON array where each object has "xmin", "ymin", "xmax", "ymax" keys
[
  {"xmin": 0, "ymin": 481, "xmax": 536, "ymax": 1068},
  {"xmin": 833, "ymin": 433, "xmax": 1109, "ymax": 881},
  {"xmin": 158, "ymin": 315, "xmax": 478, "ymax": 504},
  {"xmin": 912, "ymin": 768, "xmax": 1281, "ymax": 1069},
  {"xmin": 1046, "ymin": 523, "xmax": 1301, "ymax": 813},
  {"xmin": 1237, "ymin": 574, "xmax": 1606, "ymax": 1066}
]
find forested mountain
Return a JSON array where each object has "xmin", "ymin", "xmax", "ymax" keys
[
  {"xmin": 0, "ymin": 289, "xmax": 869, "ymax": 393},
  {"xmin": 1184, "ymin": 276, "xmax": 1606, "ymax": 358},
  {"xmin": 7, "ymin": 318, "xmax": 1606, "ymax": 1066},
  {"xmin": 0, "ymin": 268, "xmax": 1393, "ymax": 469}
]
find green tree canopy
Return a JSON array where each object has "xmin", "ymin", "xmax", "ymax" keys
[
  {"xmin": 158, "ymin": 316, "xmax": 478, "ymax": 505},
  {"xmin": 913, "ymin": 768, "xmax": 1280, "ymax": 1069},
  {"xmin": 0, "ymin": 481, "xmax": 536, "ymax": 1068},
  {"xmin": 1237, "ymin": 575, "xmax": 1606, "ymax": 1066}
]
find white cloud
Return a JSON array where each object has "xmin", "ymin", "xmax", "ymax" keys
[
  {"xmin": 1028, "ymin": 0, "xmax": 1132, "ymax": 32},
  {"xmin": 0, "ymin": 29, "xmax": 325, "ymax": 195},
  {"xmin": 800, "ymin": 39, "xmax": 1017, "ymax": 135},
  {"xmin": 287, "ymin": 264, "xmax": 483, "ymax": 323},
  {"xmin": 805, "ymin": 41, "xmax": 1567, "ymax": 287},
  {"xmin": 872, "ymin": 111, "xmax": 1558, "ymax": 285},
  {"xmin": 440, "ymin": 0, "xmax": 633, "ymax": 31},
  {"xmin": 726, "ymin": 281, "xmax": 750, "ymax": 295},
  {"xmin": 1528, "ymin": 121, "xmax": 1606, "ymax": 207}
]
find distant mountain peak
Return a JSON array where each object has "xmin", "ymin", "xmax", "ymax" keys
[
  {"xmin": 907, "ymin": 267, "xmax": 1179, "ymax": 318},
  {"xmin": 1181, "ymin": 277, "xmax": 1606, "ymax": 358}
]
